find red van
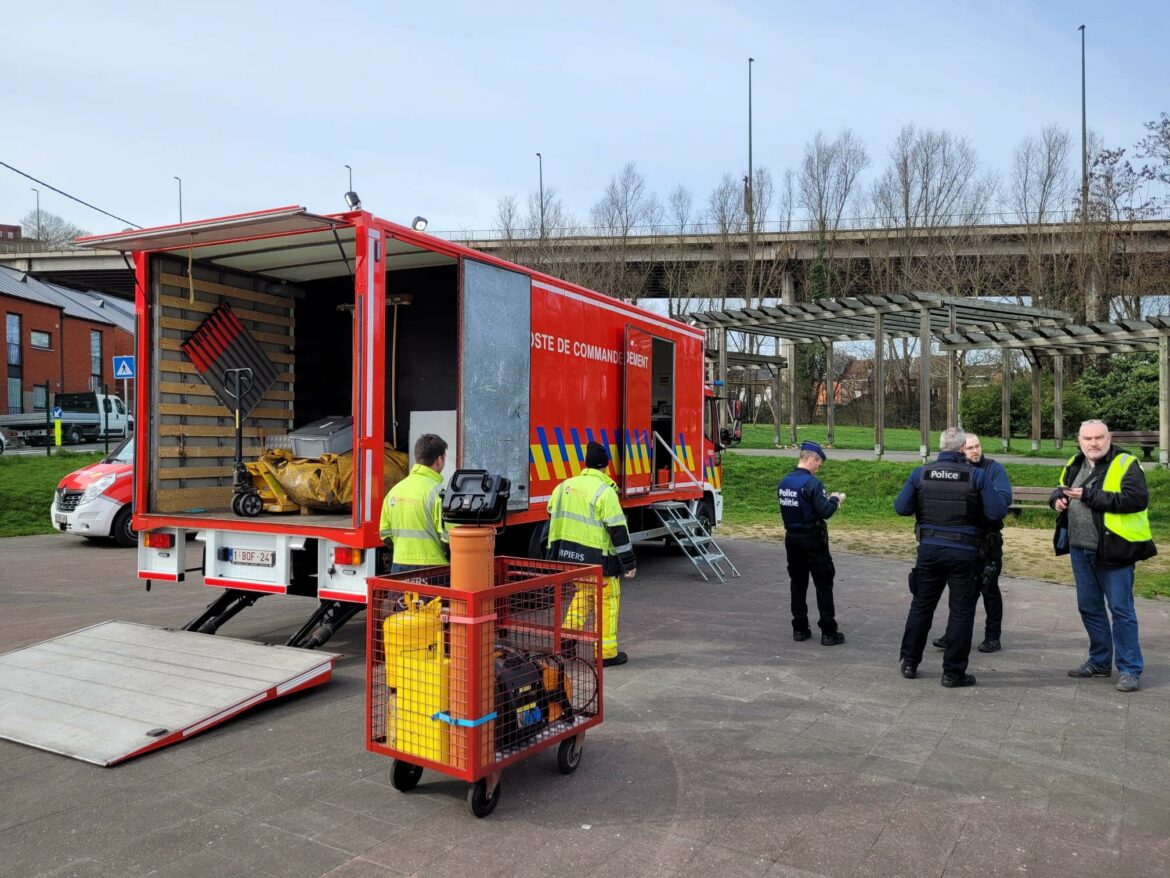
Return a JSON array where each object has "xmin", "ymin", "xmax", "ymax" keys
[{"xmin": 51, "ymin": 436, "xmax": 135, "ymax": 546}]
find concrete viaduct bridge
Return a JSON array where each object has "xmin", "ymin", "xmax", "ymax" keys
[{"xmin": 3, "ymin": 218, "xmax": 1169, "ymax": 301}]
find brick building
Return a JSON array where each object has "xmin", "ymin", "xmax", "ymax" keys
[
  {"xmin": 0, "ymin": 265, "xmax": 134, "ymax": 414},
  {"xmin": 0, "ymin": 224, "xmax": 21, "ymax": 243}
]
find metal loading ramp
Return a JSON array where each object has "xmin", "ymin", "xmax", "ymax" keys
[{"xmin": 0, "ymin": 621, "xmax": 339, "ymax": 766}]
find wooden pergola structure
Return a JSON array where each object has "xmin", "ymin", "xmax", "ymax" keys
[
  {"xmin": 690, "ymin": 293, "xmax": 1072, "ymax": 458},
  {"xmin": 938, "ymin": 317, "xmax": 1170, "ymax": 465}
]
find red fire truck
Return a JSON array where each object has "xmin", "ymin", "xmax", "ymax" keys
[{"xmin": 78, "ymin": 206, "xmax": 733, "ymax": 646}]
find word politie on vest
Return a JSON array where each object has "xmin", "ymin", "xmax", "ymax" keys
[{"xmin": 778, "ymin": 487, "xmax": 801, "ymax": 508}]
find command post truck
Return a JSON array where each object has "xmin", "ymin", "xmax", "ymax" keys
[{"xmin": 78, "ymin": 206, "xmax": 732, "ymax": 646}]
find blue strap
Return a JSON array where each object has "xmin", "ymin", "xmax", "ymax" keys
[{"xmin": 431, "ymin": 711, "xmax": 497, "ymax": 728}]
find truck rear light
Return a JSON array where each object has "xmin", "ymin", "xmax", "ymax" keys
[
  {"xmin": 333, "ymin": 547, "xmax": 363, "ymax": 566},
  {"xmin": 143, "ymin": 532, "xmax": 175, "ymax": 549}
]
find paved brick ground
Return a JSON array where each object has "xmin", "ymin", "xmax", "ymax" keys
[{"xmin": 1, "ymin": 533, "xmax": 1168, "ymax": 877}]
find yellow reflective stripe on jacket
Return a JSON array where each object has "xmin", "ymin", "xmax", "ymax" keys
[
  {"xmin": 379, "ymin": 464, "xmax": 447, "ymax": 565},
  {"xmin": 1102, "ymin": 453, "xmax": 1152, "ymax": 543},
  {"xmin": 547, "ymin": 470, "xmax": 624, "ymax": 554}
]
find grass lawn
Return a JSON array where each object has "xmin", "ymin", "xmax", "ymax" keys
[
  {"xmin": 0, "ymin": 451, "xmax": 104, "ymax": 537},
  {"xmin": 737, "ymin": 423, "xmax": 1073, "ymax": 458},
  {"xmin": 721, "ymin": 453, "xmax": 1170, "ymax": 599}
]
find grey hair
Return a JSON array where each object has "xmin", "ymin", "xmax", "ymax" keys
[
  {"xmin": 1079, "ymin": 419, "xmax": 1110, "ymax": 435},
  {"xmin": 798, "ymin": 449, "xmax": 821, "ymax": 463},
  {"xmin": 939, "ymin": 427, "xmax": 967, "ymax": 452}
]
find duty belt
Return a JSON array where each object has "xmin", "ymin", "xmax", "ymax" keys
[{"xmin": 918, "ymin": 527, "xmax": 981, "ymax": 547}]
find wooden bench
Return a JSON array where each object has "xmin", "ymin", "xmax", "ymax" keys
[
  {"xmin": 1010, "ymin": 486, "xmax": 1054, "ymax": 511},
  {"xmin": 1111, "ymin": 431, "xmax": 1160, "ymax": 461}
]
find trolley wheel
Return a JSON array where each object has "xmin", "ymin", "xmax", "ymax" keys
[
  {"xmin": 230, "ymin": 493, "xmax": 245, "ymax": 516},
  {"xmin": 557, "ymin": 735, "xmax": 584, "ymax": 774},
  {"xmin": 239, "ymin": 492, "xmax": 264, "ymax": 517},
  {"xmin": 390, "ymin": 759, "xmax": 423, "ymax": 792},
  {"xmin": 467, "ymin": 777, "xmax": 501, "ymax": 818}
]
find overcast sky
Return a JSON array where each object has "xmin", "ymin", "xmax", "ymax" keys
[{"xmin": 2, "ymin": 0, "xmax": 1167, "ymax": 238}]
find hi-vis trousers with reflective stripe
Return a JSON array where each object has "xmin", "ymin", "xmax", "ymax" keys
[{"xmin": 565, "ymin": 575, "xmax": 621, "ymax": 660}]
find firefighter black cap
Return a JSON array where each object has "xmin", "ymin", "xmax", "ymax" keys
[{"xmin": 585, "ymin": 441, "xmax": 609, "ymax": 469}]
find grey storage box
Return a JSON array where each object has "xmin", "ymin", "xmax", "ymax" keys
[{"xmin": 268, "ymin": 415, "xmax": 354, "ymax": 458}]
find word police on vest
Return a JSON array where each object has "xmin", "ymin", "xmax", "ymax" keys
[{"xmin": 927, "ymin": 470, "xmax": 966, "ymax": 481}]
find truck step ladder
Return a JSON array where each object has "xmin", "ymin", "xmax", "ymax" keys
[{"xmin": 651, "ymin": 500, "xmax": 740, "ymax": 583}]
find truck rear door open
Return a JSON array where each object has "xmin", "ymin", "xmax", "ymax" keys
[{"xmin": 459, "ymin": 259, "xmax": 531, "ymax": 509}]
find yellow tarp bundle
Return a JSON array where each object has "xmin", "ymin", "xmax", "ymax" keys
[{"xmin": 256, "ymin": 445, "xmax": 410, "ymax": 510}]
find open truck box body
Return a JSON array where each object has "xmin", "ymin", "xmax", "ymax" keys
[{"xmin": 78, "ymin": 206, "xmax": 717, "ymax": 604}]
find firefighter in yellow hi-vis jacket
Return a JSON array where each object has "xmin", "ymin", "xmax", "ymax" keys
[
  {"xmin": 548, "ymin": 441, "xmax": 637, "ymax": 666},
  {"xmin": 379, "ymin": 433, "xmax": 449, "ymax": 574}
]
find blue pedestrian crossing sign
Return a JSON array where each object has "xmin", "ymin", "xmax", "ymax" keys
[{"xmin": 113, "ymin": 356, "xmax": 136, "ymax": 379}]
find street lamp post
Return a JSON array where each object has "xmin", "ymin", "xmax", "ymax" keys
[
  {"xmin": 1079, "ymin": 25, "xmax": 1088, "ymax": 216},
  {"xmin": 30, "ymin": 187, "xmax": 41, "ymax": 241},
  {"xmin": 173, "ymin": 176, "xmax": 183, "ymax": 223},
  {"xmin": 746, "ymin": 57, "xmax": 755, "ymax": 227},
  {"xmin": 536, "ymin": 152, "xmax": 545, "ymax": 239}
]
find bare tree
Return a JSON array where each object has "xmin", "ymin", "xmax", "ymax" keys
[
  {"xmin": 798, "ymin": 129, "xmax": 870, "ymax": 236},
  {"xmin": 797, "ymin": 129, "xmax": 870, "ymax": 301},
  {"xmin": 19, "ymin": 210, "xmax": 89, "ymax": 248},
  {"xmin": 1002, "ymin": 126, "xmax": 1078, "ymax": 311},
  {"xmin": 774, "ymin": 168, "xmax": 796, "ymax": 233},
  {"xmin": 586, "ymin": 162, "xmax": 662, "ymax": 302},
  {"xmin": 590, "ymin": 161, "xmax": 661, "ymax": 235},
  {"xmin": 1136, "ymin": 111, "xmax": 1170, "ymax": 193},
  {"xmin": 867, "ymin": 125, "xmax": 996, "ymax": 418},
  {"xmin": 664, "ymin": 185, "xmax": 695, "ymax": 316},
  {"xmin": 1008, "ymin": 125, "xmax": 1073, "ymax": 224}
]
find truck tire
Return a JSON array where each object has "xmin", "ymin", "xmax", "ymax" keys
[
  {"xmin": 67, "ymin": 426, "xmax": 84, "ymax": 445},
  {"xmin": 112, "ymin": 506, "xmax": 136, "ymax": 547}
]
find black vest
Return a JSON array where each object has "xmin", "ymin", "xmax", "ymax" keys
[{"xmin": 916, "ymin": 459, "xmax": 984, "ymax": 543}]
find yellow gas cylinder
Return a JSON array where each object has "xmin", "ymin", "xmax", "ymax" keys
[{"xmin": 382, "ymin": 594, "xmax": 441, "ymax": 689}]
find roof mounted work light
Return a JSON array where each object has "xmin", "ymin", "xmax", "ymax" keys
[
  {"xmin": 344, "ymin": 191, "xmax": 361, "ymax": 210},
  {"xmin": 411, "ymin": 216, "xmax": 428, "ymax": 232}
]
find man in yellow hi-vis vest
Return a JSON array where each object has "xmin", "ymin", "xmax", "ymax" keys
[
  {"xmin": 1051, "ymin": 420, "xmax": 1157, "ymax": 693},
  {"xmin": 380, "ymin": 433, "xmax": 449, "ymax": 574},
  {"xmin": 548, "ymin": 441, "xmax": 637, "ymax": 666}
]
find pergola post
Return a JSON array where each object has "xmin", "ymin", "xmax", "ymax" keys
[
  {"xmin": 1160, "ymin": 333, "xmax": 1169, "ymax": 467},
  {"xmin": 1030, "ymin": 352, "xmax": 1042, "ymax": 452},
  {"xmin": 874, "ymin": 313, "xmax": 885, "ymax": 458},
  {"xmin": 825, "ymin": 340, "xmax": 835, "ymax": 446},
  {"xmin": 782, "ymin": 272, "xmax": 797, "ymax": 445},
  {"xmin": 919, "ymin": 307, "xmax": 931, "ymax": 460},
  {"xmin": 773, "ymin": 336, "xmax": 783, "ymax": 446},
  {"xmin": 947, "ymin": 304, "xmax": 959, "ymax": 426},
  {"xmin": 718, "ymin": 327, "xmax": 728, "ymax": 396},
  {"xmin": 1001, "ymin": 346, "xmax": 1011, "ymax": 452},
  {"xmin": 1054, "ymin": 354, "xmax": 1064, "ymax": 452}
]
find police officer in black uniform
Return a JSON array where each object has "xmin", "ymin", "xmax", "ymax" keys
[
  {"xmin": 778, "ymin": 441, "xmax": 846, "ymax": 645},
  {"xmin": 895, "ymin": 427, "xmax": 1011, "ymax": 686}
]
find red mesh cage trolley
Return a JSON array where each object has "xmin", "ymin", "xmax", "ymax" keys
[{"xmin": 365, "ymin": 558, "xmax": 604, "ymax": 817}]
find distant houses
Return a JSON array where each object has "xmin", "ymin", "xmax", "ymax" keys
[{"xmin": 0, "ymin": 265, "xmax": 134, "ymax": 414}]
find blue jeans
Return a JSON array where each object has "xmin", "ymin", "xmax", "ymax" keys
[{"xmin": 1069, "ymin": 547, "xmax": 1143, "ymax": 676}]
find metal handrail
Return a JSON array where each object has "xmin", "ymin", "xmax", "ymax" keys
[{"xmin": 651, "ymin": 431, "xmax": 705, "ymax": 491}]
